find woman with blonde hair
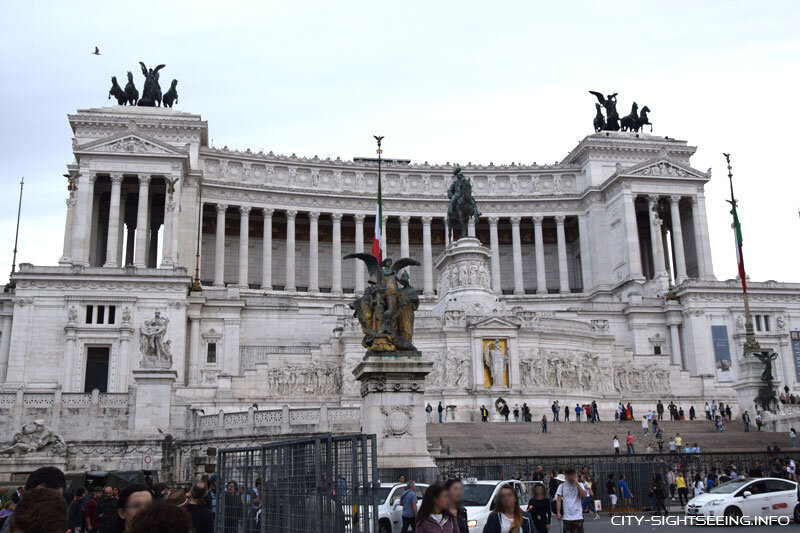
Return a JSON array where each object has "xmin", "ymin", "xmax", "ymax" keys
[{"xmin": 482, "ymin": 483, "xmax": 532, "ymax": 533}]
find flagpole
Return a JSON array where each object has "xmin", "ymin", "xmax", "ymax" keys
[
  {"xmin": 10, "ymin": 177, "xmax": 24, "ymax": 277},
  {"xmin": 373, "ymin": 135, "xmax": 384, "ymax": 261},
  {"xmin": 724, "ymin": 154, "xmax": 759, "ymax": 356}
]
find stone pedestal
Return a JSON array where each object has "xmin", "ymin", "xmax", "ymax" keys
[
  {"xmin": 353, "ymin": 352, "xmax": 435, "ymax": 468},
  {"xmin": 433, "ymin": 237, "xmax": 500, "ymax": 317},
  {"xmin": 132, "ymin": 369, "xmax": 177, "ymax": 435}
]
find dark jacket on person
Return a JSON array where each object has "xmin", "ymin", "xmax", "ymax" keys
[
  {"xmin": 68, "ymin": 497, "xmax": 85, "ymax": 531},
  {"xmin": 454, "ymin": 505, "xmax": 468, "ymax": 533},
  {"xmin": 186, "ymin": 502, "xmax": 215, "ymax": 533},
  {"xmin": 414, "ymin": 515, "xmax": 460, "ymax": 533},
  {"xmin": 96, "ymin": 497, "xmax": 119, "ymax": 530},
  {"xmin": 482, "ymin": 511, "xmax": 533, "ymax": 533}
]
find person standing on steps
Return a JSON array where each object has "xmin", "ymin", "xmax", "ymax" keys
[
  {"xmin": 755, "ymin": 411, "xmax": 763, "ymax": 431},
  {"xmin": 742, "ymin": 410, "xmax": 751, "ymax": 432},
  {"xmin": 592, "ymin": 400, "xmax": 601, "ymax": 422},
  {"xmin": 656, "ymin": 400, "xmax": 664, "ymax": 421},
  {"xmin": 426, "ymin": 403, "xmax": 433, "ymax": 423},
  {"xmin": 642, "ymin": 415, "xmax": 649, "ymax": 435},
  {"xmin": 612, "ymin": 435, "xmax": 620, "ymax": 455},
  {"xmin": 626, "ymin": 431, "xmax": 635, "ymax": 455},
  {"xmin": 514, "ymin": 404, "xmax": 520, "ymax": 422},
  {"xmin": 564, "ymin": 404, "xmax": 570, "ymax": 422},
  {"xmin": 541, "ymin": 415, "xmax": 548, "ymax": 434},
  {"xmin": 480, "ymin": 405, "xmax": 489, "ymax": 423},
  {"xmin": 438, "ymin": 401, "xmax": 444, "ymax": 423}
]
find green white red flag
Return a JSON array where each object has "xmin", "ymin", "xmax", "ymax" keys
[{"xmin": 731, "ymin": 202, "xmax": 746, "ymax": 292}]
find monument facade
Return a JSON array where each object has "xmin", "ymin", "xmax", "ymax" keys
[{"xmin": 1, "ymin": 104, "xmax": 800, "ymax": 478}]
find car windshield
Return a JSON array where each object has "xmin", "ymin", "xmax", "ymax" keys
[
  {"xmin": 708, "ymin": 480, "xmax": 750, "ymax": 494},
  {"xmin": 376, "ymin": 487, "xmax": 392, "ymax": 503},
  {"xmin": 462, "ymin": 484, "xmax": 497, "ymax": 507}
]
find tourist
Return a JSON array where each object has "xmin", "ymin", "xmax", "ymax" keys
[
  {"xmin": 96, "ymin": 487, "xmax": 118, "ymax": 533},
  {"xmin": 675, "ymin": 472, "xmax": 688, "ymax": 508},
  {"xmin": 678, "ymin": 407, "xmax": 685, "ymax": 420},
  {"xmin": 790, "ymin": 428, "xmax": 797, "ymax": 448},
  {"xmin": 711, "ymin": 400, "xmax": 718, "ymax": 418},
  {"xmin": 438, "ymin": 401, "xmax": 444, "ymax": 423},
  {"xmin": 668, "ymin": 437, "xmax": 676, "ymax": 454},
  {"xmin": 612, "ymin": 435, "xmax": 620, "ymax": 455},
  {"xmin": 398, "ymin": 475, "xmax": 406, "ymax": 485},
  {"xmin": 68, "ymin": 487, "xmax": 86, "ymax": 533},
  {"xmin": 541, "ymin": 415, "xmax": 548, "ymax": 434},
  {"xmin": 715, "ymin": 415, "xmax": 725, "ymax": 433},
  {"xmin": 755, "ymin": 412, "xmax": 763, "ymax": 431},
  {"xmin": 641, "ymin": 415, "xmax": 649, "ymax": 435},
  {"xmin": 185, "ymin": 482, "xmax": 213, "ymax": 533},
  {"xmin": 501, "ymin": 402, "xmax": 510, "ymax": 422},
  {"xmin": 666, "ymin": 469, "xmax": 676, "ymax": 501},
  {"xmin": 399, "ymin": 480, "xmax": 418, "ymax": 533},
  {"xmin": 480, "ymin": 405, "xmax": 489, "ymax": 423},
  {"xmin": 656, "ymin": 400, "xmax": 664, "ymax": 421},
  {"xmin": 651, "ymin": 473, "xmax": 667, "ymax": 517},
  {"xmin": 618, "ymin": 474, "xmax": 632, "ymax": 513},
  {"xmin": 626, "ymin": 402, "xmax": 633, "ymax": 421},
  {"xmin": 413, "ymin": 482, "xmax": 458, "ymax": 533},
  {"xmin": 244, "ymin": 478, "xmax": 261, "ymax": 532},
  {"xmin": 617, "ymin": 402, "xmax": 624, "ymax": 421},
  {"xmin": 691, "ymin": 474, "xmax": 704, "ymax": 497},
  {"xmin": 625, "ymin": 431, "xmax": 635, "ymax": 455},
  {"xmin": 591, "ymin": 400, "xmax": 600, "ymax": 421},
  {"xmin": 704, "ymin": 402, "xmax": 711, "ymax": 420},
  {"xmin": 0, "ymin": 502, "xmax": 13, "ymax": 522},
  {"xmin": 527, "ymin": 483, "xmax": 551, "ymax": 533},
  {"xmin": 7, "ymin": 488, "xmax": 67, "ymax": 533},
  {"xmin": 113, "ymin": 484, "xmax": 151, "ymax": 532},
  {"xmin": 645, "ymin": 443, "xmax": 653, "ymax": 454},
  {"xmin": 10, "ymin": 489, "xmax": 21, "ymax": 506},
  {"xmin": 674, "ymin": 433, "xmax": 682, "ymax": 451},
  {"xmin": 564, "ymin": 404, "xmax": 570, "ymax": 422},
  {"xmin": 532, "ymin": 466, "xmax": 545, "ymax": 482},
  {"xmin": 86, "ymin": 487, "xmax": 102, "ymax": 532},
  {"xmin": 126, "ymin": 501, "xmax": 192, "ymax": 533},
  {"xmin": 425, "ymin": 403, "xmax": 433, "ymax": 423},
  {"xmin": 223, "ymin": 481, "xmax": 243, "ymax": 533},
  {"xmin": 689, "ymin": 405, "xmax": 696, "ymax": 420},
  {"xmin": 204, "ymin": 474, "xmax": 217, "ymax": 515},
  {"xmin": 0, "ymin": 467, "xmax": 67, "ymax": 533},
  {"xmin": 742, "ymin": 410, "xmax": 751, "ymax": 432},
  {"xmin": 444, "ymin": 478, "xmax": 468, "ymax": 533},
  {"xmin": 522, "ymin": 403, "xmax": 531, "ymax": 422},
  {"xmin": 605, "ymin": 474, "xmax": 617, "ymax": 517},
  {"xmin": 513, "ymin": 404, "xmax": 520, "ymax": 422},
  {"xmin": 484, "ymin": 483, "xmax": 532, "ymax": 533},
  {"xmin": 552, "ymin": 401, "xmax": 560, "ymax": 422},
  {"xmin": 556, "ymin": 469, "xmax": 586, "ymax": 533},
  {"xmin": 725, "ymin": 404, "xmax": 732, "ymax": 421},
  {"xmin": 574, "ymin": 403, "xmax": 582, "ymax": 422}
]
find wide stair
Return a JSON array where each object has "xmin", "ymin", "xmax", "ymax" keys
[{"xmin": 427, "ymin": 419, "xmax": 787, "ymax": 456}]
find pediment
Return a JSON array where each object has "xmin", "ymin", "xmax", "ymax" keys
[
  {"xmin": 76, "ymin": 131, "xmax": 188, "ymax": 157},
  {"xmin": 623, "ymin": 157, "xmax": 709, "ymax": 179},
  {"xmin": 468, "ymin": 315, "xmax": 519, "ymax": 330}
]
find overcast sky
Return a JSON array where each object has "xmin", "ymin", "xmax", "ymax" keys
[{"xmin": 1, "ymin": 1, "xmax": 798, "ymax": 284}]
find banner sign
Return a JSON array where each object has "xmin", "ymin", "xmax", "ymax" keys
[
  {"xmin": 791, "ymin": 331, "xmax": 800, "ymax": 383},
  {"xmin": 711, "ymin": 325, "xmax": 733, "ymax": 382}
]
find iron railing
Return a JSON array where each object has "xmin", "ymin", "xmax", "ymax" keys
[{"xmin": 216, "ymin": 434, "xmax": 378, "ymax": 533}]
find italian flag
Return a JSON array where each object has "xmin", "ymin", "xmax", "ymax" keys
[
  {"xmin": 370, "ymin": 174, "xmax": 383, "ymax": 262},
  {"xmin": 731, "ymin": 204, "xmax": 746, "ymax": 292}
]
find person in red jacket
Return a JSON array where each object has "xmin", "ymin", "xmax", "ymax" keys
[{"xmin": 85, "ymin": 487, "xmax": 102, "ymax": 532}]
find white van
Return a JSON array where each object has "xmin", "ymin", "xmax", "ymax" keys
[{"xmin": 462, "ymin": 479, "xmax": 539, "ymax": 529}]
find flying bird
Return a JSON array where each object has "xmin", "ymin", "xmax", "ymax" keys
[{"xmin": 92, "ymin": 46, "xmax": 101, "ymax": 55}]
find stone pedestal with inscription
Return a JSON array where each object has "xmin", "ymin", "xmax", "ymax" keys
[
  {"xmin": 132, "ymin": 369, "xmax": 177, "ymax": 434},
  {"xmin": 433, "ymin": 237, "xmax": 501, "ymax": 318},
  {"xmin": 353, "ymin": 353, "xmax": 435, "ymax": 468}
]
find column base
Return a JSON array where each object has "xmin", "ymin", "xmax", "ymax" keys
[
  {"xmin": 260, "ymin": 284, "xmax": 272, "ymax": 290},
  {"xmin": 536, "ymin": 289, "xmax": 548, "ymax": 295},
  {"xmin": 58, "ymin": 257, "xmax": 72, "ymax": 265},
  {"xmin": 103, "ymin": 261, "xmax": 119, "ymax": 268},
  {"xmin": 133, "ymin": 262, "xmax": 146, "ymax": 268}
]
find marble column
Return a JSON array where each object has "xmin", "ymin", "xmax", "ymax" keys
[
  {"xmin": 690, "ymin": 196, "xmax": 715, "ymax": 280},
  {"xmin": 779, "ymin": 339, "xmax": 795, "ymax": 389},
  {"xmin": 422, "ymin": 216, "xmax": 433, "ymax": 295},
  {"xmin": 444, "ymin": 219, "xmax": 450, "ymax": 247},
  {"xmin": 133, "ymin": 175, "xmax": 151, "ymax": 267},
  {"xmin": 261, "ymin": 209, "xmax": 273, "ymax": 290},
  {"xmin": 696, "ymin": 194, "xmax": 715, "ymax": 279},
  {"xmin": 0, "ymin": 314, "xmax": 12, "ymax": 384},
  {"xmin": 555, "ymin": 215, "xmax": 570, "ymax": 293},
  {"xmin": 160, "ymin": 196, "xmax": 175, "ymax": 267},
  {"xmin": 354, "ymin": 214, "xmax": 365, "ymax": 293},
  {"xmin": 533, "ymin": 216, "xmax": 547, "ymax": 295},
  {"xmin": 103, "ymin": 174, "xmax": 123, "ymax": 267},
  {"xmin": 399, "ymin": 216, "xmax": 410, "ymax": 259},
  {"xmin": 468, "ymin": 220, "xmax": 476, "ymax": 238},
  {"xmin": 669, "ymin": 323, "xmax": 683, "ymax": 367},
  {"xmin": 285, "ymin": 210, "xmax": 297, "ymax": 291},
  {"xmin": 71, "ymin": 173, "xmax": 96, "ymax": 266},
  {"xmin": 622, "ymin": 191, "xmax": 643, "ymax": 278},
  {"xmin": 577, "ymin": 213, "xmax": 592, "ymax": 291},
  {"xmin": 648, "ymin": 196, "xmax": 666, "ymax": 277},
  {"xmin": 308, "ymin": 212, "xmax": 320, "ymax": 292},
  {"xmin": 188, "ymin": 313, "xmax": 201, "ymax": 385},
  {"xmin": 488, "ymin": 217, "xmax": 502, "ymax": 294},
  {"xmin": 213, "ymin": 204, "xmax": 227, "ymax": 287},
  {"xmin": 331, "ymin": 213, "xmax": 343, "ymax": 295},
  {"xmin": 59, "ymin": 195, "xmax": 77, "ymax": 265},
  {"xmin": 381, "ymin": 216, "xmax": 388, "ymax": 258},
  {"xmin": 669, "ymin": 196, "xmax": 687, "ymax": 283},
  {"xmin": 238, "ymin": 206, "xmax": 250, "ymax": 288},
  {"xmin": 510, "ymin": 217, "xmax": 524, "ymax": 295}
]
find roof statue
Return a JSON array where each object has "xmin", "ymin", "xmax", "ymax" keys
[
  {"xmin": 590, "ymin": 91, "xmax": 651, "ymax": 133},
  {"xmin": 446, "ymin": 166, "xmax": 481, "ymax": 241},
  {"xmin": 344, "ymin": 254, "xmax": 421, "ymax": 354},
  {"xmin": 106, "ymin": 62, "xmax": 178, "ymax": 108}
]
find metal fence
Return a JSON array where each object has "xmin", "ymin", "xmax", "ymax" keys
[{"xmin": 216, "ymin": 434, "xmax": 378, "ymax": 533}]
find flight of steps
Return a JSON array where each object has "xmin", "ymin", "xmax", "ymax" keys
[{"xmin": 427, "ymin": 419, "xmax": 786, "ymax": 457}]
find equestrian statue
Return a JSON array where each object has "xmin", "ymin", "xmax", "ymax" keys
[
  {"xmin": 447, "ymin": 166, "xmax": 481, "ymax": 241},
  {"xmin": 590, "ymin": 90, "xmax": 653, "ymax": 133}
]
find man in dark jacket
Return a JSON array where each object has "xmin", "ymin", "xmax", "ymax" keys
[
  {"xmin": 186, "ymin": 482, "xmax": 214, "ymax": 533},
  {"xmin": 96, "ymin": 487, "xmax": 118, "ymax": 533},
  {"xmin": 68, "ymin": 487, "xmax": 87, "ymax": 532},
  {"xmin": 444, "ymin": 479, "xmax": 468, "ymax": 533}
]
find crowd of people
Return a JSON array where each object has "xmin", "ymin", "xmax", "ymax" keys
[{"xmin": 0, "ymin": 466, "xmax": 216, "ymax": 533}]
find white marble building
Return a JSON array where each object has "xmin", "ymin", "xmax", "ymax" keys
[{"xmin": 1, "ymin": 105, "xmax": 800, "ymax": 469}]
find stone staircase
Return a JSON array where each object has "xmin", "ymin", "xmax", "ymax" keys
[{"xmin": 427, "ymin": 419, "xmax": 789, "ymax": 457}]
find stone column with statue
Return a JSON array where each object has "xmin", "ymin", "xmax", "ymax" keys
[{"xmin": 132, "ymin": 310, "xmax": 177, "ymax": 435}]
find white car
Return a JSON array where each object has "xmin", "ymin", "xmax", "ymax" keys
[
  {"xmin": 685, "ymin": 477, "xmax": 798, "ymax": 522},
  {"xmin": 462, "ymin": 479, "xmax": 540, "ymax": 530},
  {"xmin": 376, "ymin": 482, "xmax": 428, "ymax": 533}
]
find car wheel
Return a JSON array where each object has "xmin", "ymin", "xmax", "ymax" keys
[
  {"xmin": 724, "ymin": 506, "xmax": 742, "ymax": 519},
  {"xmin": 379, "ymin": 519, "xmax": 392, "ymax": 533},
  {"xmin": 794, "ymin": 503, "xmax": 800, "ymax": 524}
]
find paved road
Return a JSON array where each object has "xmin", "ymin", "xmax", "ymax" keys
[{"xmin": 552, "ymin": 514, "xmax": 793, "ymax": 532}]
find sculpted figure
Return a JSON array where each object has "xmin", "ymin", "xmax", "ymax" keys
[
  {"xmin": 108, "ymin": 76, "xmax": 126, "ymax": 105},
  {"xmin": 163, "ymin": 79, "xmax": 179, "ymax": 108},
  {"xmin": 589, "ymin": 91, "xmax": 620, "ymax": 131},
  {"xmin": 139, "ymin": 311, "xmax": 172, "ymax": 367},
  {"xmin": 138, "ymin": 61, "xmax": 165, "ymax": 106},
  {"xmin": 447, "ymin": 166, "xmax": 481, "ymax": 241},
  {"xmin": 344, "ymin": 254, "xmax": 421, "ymax": 352},
  {"xmin": 0, "ymin": 420, "xmax": 67, "ymax": 456},
  {"xmin": 124, "ymin": 71, "xmax": 139, "ymax": 105},
  {"xmin": 483, "ymin": 340, "xmax": 507, "ymax": 387}
]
